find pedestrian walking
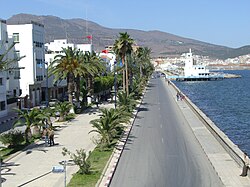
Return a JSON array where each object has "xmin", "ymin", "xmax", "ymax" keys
[
  {"xmin": 42, "ymin": 127, "xmax": 49, "ymax": 146},
  {"xmin": 48, "ymin": 128, "xmax": 55, "ymax": 146},
  {"xmin": 180, "ymin": 92, "xmax": 185, "ymax": 101},
  {"xmin": 176, "ymin": 92, "xmax": 180, "ymax": 101},
  {"xmin": 240, "ymin": 152, "xmax": 249, "ymax": 176}
]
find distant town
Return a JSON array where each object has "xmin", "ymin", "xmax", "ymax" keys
[{"xmin": 153, "ymin": 52, "xmax": 250, "ymax": 71}]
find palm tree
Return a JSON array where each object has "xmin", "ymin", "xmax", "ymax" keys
[
  {"xmin": 14, "ymin": 108, "xmax": 42, "ymax": 143},
  {"xmin": 117, "ymin": 91, "xmax": 138, "ymax": 113},
  {"xmin": 89, "ymin": 108, "xmax": 131, "ymax": 147},
  {"xmin": 130, "ymin": 77, "xmax": 145, "ymax": 100},
  {"xmin": 134, "ymin": 47, "xmax": 152, "ymax": 77},
  {"xmin": 82, "ymin": 51, "xmax": 106, "ymax": 98},
  {"xmin": 113, "ymin": 32, "xmax": 134, "ymax": 95},
  {"xmin": 49, "ymin": 47, "xmax": 84, "ymax": 104},
  {"xmin": 54, "ymin": 101, "xmax": 73, "ymax": 122},
  {"xmin": 0, "ymin": 42, "xmax": 25, "ymax": 70},
  {"xmin": 38, "ymin": 107, "xmax": 54, "ymax": 127}
]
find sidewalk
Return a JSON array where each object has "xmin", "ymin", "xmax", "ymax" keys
[{"xmin": 1, "ymin": 102, "xmax": 114, "ymax": 187}]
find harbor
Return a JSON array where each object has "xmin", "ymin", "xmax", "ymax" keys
[{"xmin": 158, "ymin": 49, "xmax": 242, "ymax": 81}]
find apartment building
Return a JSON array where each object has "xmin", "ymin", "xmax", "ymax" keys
[
  {"xmin": 7, "ymin": 21, "xmax": 45, "ymax": 108},
  {"xmin": 0, "ymin": 19, "xmax": 8, "ymax": 117},
  {"xmin": 0, "ymin": 19, "xmax": 20, "ymax": 117},
  {"xmin": 44, "ymin": 39, "xmax": 93, "ymax": 100}
]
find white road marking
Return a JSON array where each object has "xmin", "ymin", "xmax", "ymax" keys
[{"xmin": 161, "ymin": 138, "xmax": 164, "ymax": 143}]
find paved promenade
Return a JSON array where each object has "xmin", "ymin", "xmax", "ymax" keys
[{"xmin": 1, "ymin": 103, "xmax": 114, "ymax": 187}]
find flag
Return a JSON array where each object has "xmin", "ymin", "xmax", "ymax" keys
[
  {"xmin": 86, "ymin": 35, "xmax": 92, "ymax": 39},
  {"xmin": 85, "ymin": 35, "xmax": 92, "ymax": 44},
  {"xmin": 102, "ymin": 49, "xmax": 108, "ymax": 54}
]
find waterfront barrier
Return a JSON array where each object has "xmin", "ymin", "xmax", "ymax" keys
[{"xmin": 171, "ymin": 82, "xmax": 246, "ymax": 173}]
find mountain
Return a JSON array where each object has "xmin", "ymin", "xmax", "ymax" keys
[{"xmin": 6, "ymin": 13, "xmax": 250, "ymax": 59}]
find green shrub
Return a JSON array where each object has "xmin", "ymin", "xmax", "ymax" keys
[
  {"xmin": 62, "ymin": 147, "xmax": 91, "ymax": 174},
  {"xmin": 65, "ymin": 113, "xmax": 76, "ymax": 121},
  {"xmin": 0, "ymin": 129, "xmax": 24, "ymax": 148}
]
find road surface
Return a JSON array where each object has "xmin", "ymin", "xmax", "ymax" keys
[{"xmin": 110, "ymin": 78, "xmax": 223, "ymax": 187}]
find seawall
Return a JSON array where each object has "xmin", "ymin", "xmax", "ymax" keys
[{"xmin": 171, "ymin": 81, "xmax": 247, "ymax": 175}]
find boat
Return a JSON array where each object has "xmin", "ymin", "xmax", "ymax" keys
[{"xmin": 176, "ymin": 49, "xmax": 224, "ymax": 81}]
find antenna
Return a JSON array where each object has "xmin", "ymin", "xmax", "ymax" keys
[
  {"xmin": 85, "ymin": 7, "xmax": 88, "ymax": 36},
  {"xmin": 61, "ymin": 18, "xmax": 68, "ymax": 42}
]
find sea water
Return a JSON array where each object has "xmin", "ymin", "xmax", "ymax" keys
[{"xmin": 174, "ymin": 70, "xmax": 250, "ymax": 155}]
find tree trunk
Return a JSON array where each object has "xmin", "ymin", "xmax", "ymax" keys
[
  {"xmin": 75, "ymin": 75, "xmax": 80, "ymax": 102},
  {"xmin": 122, "ymin": 57, "xmax": 126, "ymax": 92},
  {"xmin": 87, "ymin": 75, "xmax": 94, "ymax": 97},
  {"xmin": 32, "ymin": 126, "xmax": 40, "ymax": 137},
  {"xmin": 59, "ymin": 114, "xmax": 64, "ymax": 122},
  {"xmin": 125, "ymin": 57, "xmax": 129, "ymax": 96},
  {"xmin": 25, "ymin": 128, "xmax": 32, "ymax": 143},
  {"xmin": 140, "ymin": 64, "xmax": 142, "ymax": 78},
  {"xmin": 129, "ymin": 69, "xmax": 133, "ymax": 91},
  {"xmin": 67, "ymin": 73, "xmax": 74, "ymax": 104}
]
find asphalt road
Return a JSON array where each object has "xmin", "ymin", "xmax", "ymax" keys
[{"xmin": 110, "ymin": 78, "xmax": 223, "ymax": 187}]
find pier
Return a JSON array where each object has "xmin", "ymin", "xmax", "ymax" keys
[
  {"xmin": 224, "ymin": 73, "xmax": 242, "ymax": 78},
  {"xmin": 175, "ymin": 75, "xmax": 224, "ymax": 81}
]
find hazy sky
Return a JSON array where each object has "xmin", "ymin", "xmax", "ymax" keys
[{"xmin": 1, "ymin": 0, "xmax": 249, "ymax": 48}]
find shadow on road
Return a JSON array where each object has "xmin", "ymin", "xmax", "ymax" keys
[{"xmin": 138, "ymin": 107, "xmax": 149, "ymax": 112}]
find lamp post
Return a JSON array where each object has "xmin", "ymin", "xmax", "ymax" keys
[{"xmin": 114, "ymin": 61, "xmax": 117, "ymax": 109}]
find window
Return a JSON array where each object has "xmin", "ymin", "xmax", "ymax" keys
[
  {"xmin": 36, "ymin": 75, "xmax": 43, "ymax": 81},
  {"xmin": 36, "ymin": 59, "xmax": 44, "ymax": 68},
  {"xmin": 0, "ymin": 101, "xmax": 6, "ymax": 111},
  {"xmin": 34, "ymin": 41, "xmax": 43, "ymax": 48},
  {"xmin": 0, "ymin": 78, "xmax": 3, "ymax": 85},
  {"xmin": 15, "ymin": 50, "xmax": 20, "ymax": 59},
  {"xmin": 13, "ymin": 33, "xmax": 19, "ymax": 43},
  {"xmin": 14, "ymin": 70, "xmax": 20, "ymax": 79}
]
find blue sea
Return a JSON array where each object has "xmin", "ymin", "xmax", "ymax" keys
[{"xmin": 174, "ymin": 70, "xmax": 250, "ymax": 155}]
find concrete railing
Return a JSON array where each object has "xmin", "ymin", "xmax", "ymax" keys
[{"xmin": 171, "ymin": 82, "xmax": 246, "ymax": 169}]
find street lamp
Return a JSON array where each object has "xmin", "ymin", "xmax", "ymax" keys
[{"xmin": 114, "ymin": 61, "xmax": 117, "ymax": 109}]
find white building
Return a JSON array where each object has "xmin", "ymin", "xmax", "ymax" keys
[
  {"xmin": 0, "ymin": 20, "xmax": 8, "ymax": 117},
  {"xmin": 99, "ymin": 51, "xmax": 116, "ymax": 72},
  {"xmin": 0, "ymin": 19, "xmax": 21, "ymax": 116},
  {"xmin": 5, "ymin": 37, "xmax": 21, "ymax": 100},
  {"xmin": 44, "ymin": 39, "xmax": 93, "ymax": 100},
  {"xmin": 76, "ymin": 43, "xmax": 93, "ymax": 53},
  {"xmin": 183, "ymin": 49, "xmax": 210, "ymax": 77},
  {"xmin": 7, "ymin": 21, "xmax": 45, "ymax": 108}
]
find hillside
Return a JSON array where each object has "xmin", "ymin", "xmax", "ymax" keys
[{"xmin": 6, "ymin": 13, "xmax": 250, "ymax": 59}]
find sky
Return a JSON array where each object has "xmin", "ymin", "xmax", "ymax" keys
[{"xmin": 1, "ymin": 0, "xmax": 250, "ymax": 48}]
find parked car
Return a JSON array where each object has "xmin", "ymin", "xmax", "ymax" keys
[
  {"xmin": 39, "ymin": 101, "xmax": 47, "ymax": 109},
  {"xmin": 49, "ymin": 99, "xmax": 59, "ymax": 107}
]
